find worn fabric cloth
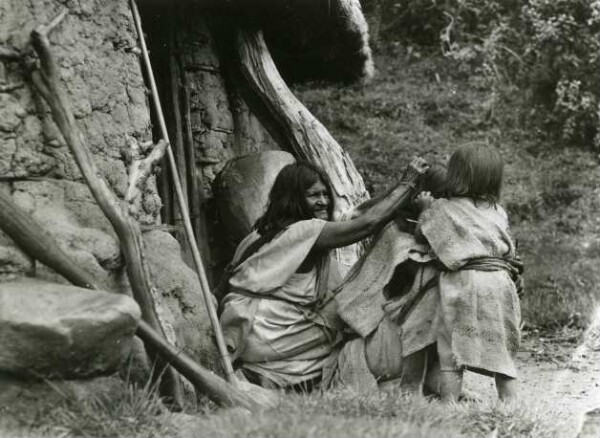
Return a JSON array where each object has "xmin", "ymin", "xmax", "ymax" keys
[
  {"xmin": 219, "ymin": 219, "xmax": 344, "ymax": 387},
  {"xmin": 322, "ymin": 316, "xmax": 406, "ymax": 391},
  {"xmin": 383, "ymin": 263, "xmax": 441, "ymax": 358},
  {"xmin": 419, "ymin": 197, "xmax": 521, "ymax": 378},
  {"xmin": 328, "ymin": 223, "xmax": 438, "ymax": 390},
  {"xmin": 335, "ymin": 221, "xmax": 433, "ymax": 338}
]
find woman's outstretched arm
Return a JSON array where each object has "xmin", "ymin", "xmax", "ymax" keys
[{"xmin": 314, "ymin": 157, "xmax": 429, "ymax": 249}]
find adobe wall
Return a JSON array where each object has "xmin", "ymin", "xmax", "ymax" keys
[
  {"xmin": 0, "ymin": 0, "xmax": 276, "ymax": 376},
  {"xmin": 0, "ymin": 0, "xmax": 154, "ymax": 287}
]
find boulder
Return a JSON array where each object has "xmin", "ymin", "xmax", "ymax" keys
[
  {"xmin": 143, "ymin": 230, "xmax": 220, "ymax": 372},
  {"xmin": 213, "ymin": 151, "xmax": 296, "ymax": 254},
  {"xmin": 0, "ymin": 280, "xmax": 140, "ymax": 379},
  {"xmin": 3, "ymin": 180, "xmax": 123, "ymax": 291}
]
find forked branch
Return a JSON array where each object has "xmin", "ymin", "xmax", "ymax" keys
[
  {"xmin": 125, "ymin": 137, "xmax": 168, "ymax": 215},
  {"xmin": 28, "ymin": 10, "xmax": 183, "ymax": 406}
]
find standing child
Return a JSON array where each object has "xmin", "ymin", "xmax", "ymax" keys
[{"xmin": 414, "ymin": 143, "xmax": 522, "ymax": 401}]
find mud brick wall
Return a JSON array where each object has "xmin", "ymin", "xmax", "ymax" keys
[
  {"xmin": 0, "ymin": 0, "xmax": 157, "ymax": 285},
  {"xmin": 0, "ymin": 0, "xmax": 279, "ymax": 284},
  {"xmin": 173, "ymin": 11, "xmax": 278, "ymax": 198},
  {"xmin": 0, "ymin": 0, "xmax": 249, "ymax": 375}
]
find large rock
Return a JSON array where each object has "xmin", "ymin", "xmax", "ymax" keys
[
  {"xmin": 0, "ymin": 280, "xmax": 141, "ymax": 379},
  {"xmin": 213, "ymin": 151, "xmax": 296, "ymax": 254},
  {"xmin": 143, "ymin": 230, "xmax": 220, "ymax": 372},
  {"xmin": 0, "ymin": 180, "xmax": 123, "ymax": 290}
]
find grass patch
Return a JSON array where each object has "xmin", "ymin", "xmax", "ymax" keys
[
  {"xmin": 1, "ymin": 376, "xmax": 173, "ymax": 438},
  {"xmin": 1, "ymin": 380, "xmax": 567, "ymax": 438},
  {"xmin": 179, "ymin": 389, "xmax": 562, "ymax": 438}
]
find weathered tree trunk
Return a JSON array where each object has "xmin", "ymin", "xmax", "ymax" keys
[
  {"xmin": 360, "ymin": 0, "xmax": 382, "ymax": 50},
  {"xmin": 236, "ymin": 28, "xmax": 369, "ymax": 216},
  {"xmin": 236, "ymin": 27, "xmax": 370, "ymax": 268}
]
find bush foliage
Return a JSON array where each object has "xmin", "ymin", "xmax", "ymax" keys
[{"xmin": 378, "ymin": 0, "xmax": 600, "ymax": 147}]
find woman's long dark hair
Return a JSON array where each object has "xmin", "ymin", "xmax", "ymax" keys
[
  {"xmin": 445, "ymin": 142, "xmax": 504, "ymax": 205},
  {"xmin": 254, "ymin": 162, "xmax": 335, "ymax": 235}
]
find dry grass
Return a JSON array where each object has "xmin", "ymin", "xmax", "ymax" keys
[
  {"xmin": 174, "ymin": 388, "xmax": 562, "ymax": 438},
  {"xmin": 4, "ymin": 381, "xmax": 564, "ymax": 438},
  {"xmin": 0, "ymin": 376, "xmax": 173, "ymax": 438}
]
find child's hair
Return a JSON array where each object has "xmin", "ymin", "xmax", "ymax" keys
[
  {"xmin": 414, "ymin": 163, "xmax": 447, "ymax": 199},
  {"xmin": 445, "ymin": 142, "xmax": 504, "ymax": 204},
  {"xmin": 254, "ymin": 161, "xmax": 335, "ymax": 235},
  {"xmin": 401, "ymin": 163, "xmax": 447, "ymax": 220}
]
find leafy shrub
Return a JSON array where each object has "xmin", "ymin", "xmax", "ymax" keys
[
  {"xmin": 519, "ymin": 0, "xmax": 600, "ymax": 145},
  {"xmin": 378, "ymin": 0, "xmax": 600, "ymax": 147}
]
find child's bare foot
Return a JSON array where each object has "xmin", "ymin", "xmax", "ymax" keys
[{"xmin": 439, "ymin": 370, "xmax": 464, "ymax": 402}]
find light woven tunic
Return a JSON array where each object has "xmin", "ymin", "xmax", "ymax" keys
[
  {"xmin": 328, "ymin": 221, "xmax": 436, "ymax": 390},
  {"xmin": 220, "ymin": 219, "xmax": 342, "ymax": 387},
  {"xmin": 420, "ymin": 197, "xmax": 521, "ymax": 378}
]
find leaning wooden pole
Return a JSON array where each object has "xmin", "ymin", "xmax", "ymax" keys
[
  {"xmin": 28, "ymin": 10, "xmax": 183, "ymax": 407},
  {"xmin": 0, "ymin": 191, "xmax": 276, "ymax": 411},
  {"xmin": 129, "ymin": 0, "xmax": 237, "ymax": 384}
]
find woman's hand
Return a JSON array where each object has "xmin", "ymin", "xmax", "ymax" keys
[
  {"xmin": 414, "ymin": 191, "xmax": 434, "ymax": 212},
  {"xmin": 315, "ymin": 157, "xmax": 429, "ymax": 250},
  {"xmin": 402, "ymin": 157, "xmax": 430, "ymax": 182}
]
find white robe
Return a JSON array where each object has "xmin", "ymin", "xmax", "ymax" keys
[{"xmin": 220, "ymin": 219, "xmax": 342, "ymax": 387}]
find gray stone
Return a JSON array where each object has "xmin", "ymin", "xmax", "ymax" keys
[
  {"xmin": 0, "ymin": 138, "xmax": 17, "ymax": 176},
  {"xmin": 0, "ymin": 95, "xmax": 24, "ymax": 133},
  {"xmin": 33, "ymin": 204, "xmax": 121, "ymax": 269},
  {"xmin": 0, "ymin": 280, "xmax": 141, "ymax": 379},
  {"xmin": 143, "ymin": 230, "xmax": 220, "ymax": 372},
  {"xmin": 0, "ymin": 246, "xmax": 33, "ymax": 280},
  {"xmin": 214, "ymin": 151, "xmax": 296, "ymax": 250}
]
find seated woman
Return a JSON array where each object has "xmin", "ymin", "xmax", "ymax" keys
[{"xmin": 219, "ymin": 158, "xmax": 429, "ymax": 390}]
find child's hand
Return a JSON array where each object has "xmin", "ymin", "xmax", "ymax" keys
[{"xmin": 414, "ymin": 191, "xmax": 434, "ymax": 212}]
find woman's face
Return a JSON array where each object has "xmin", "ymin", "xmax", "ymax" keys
[{"xmin": 304, "ymin": 179, "xmax": 331, "ymax": 220}]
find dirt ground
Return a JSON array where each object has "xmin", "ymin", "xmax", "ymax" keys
[{"xmin": 463, "ymin": 307, "xmax": 600, "ymax": 438}]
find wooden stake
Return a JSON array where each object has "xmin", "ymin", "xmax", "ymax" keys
[
  {"xmin": 130, "ymin": 0, "xmax": 237, "ymax": 384},
  {"xmin": 168, "ymin": 25, "xmax": 188, "ymax": 207},
  {"xmin": 167, "ymin": 23, "xmax": 195, "ymax": 267},
  {"xmin": 179, "ymin": 51, "xmax": 212, "ymax": 283}
]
